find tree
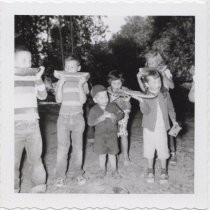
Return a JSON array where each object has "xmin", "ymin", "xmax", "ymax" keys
[{"xmin": 15, "ymin": 15, "xmax": 108, "ymax": 78}]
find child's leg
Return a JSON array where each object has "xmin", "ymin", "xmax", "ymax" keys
[
  {"xmin": 108, "ymin": 154, "xmax": 117, "ymax": 172},
  {"xmin": 25, "ymin": 120, "xmax": 46, "ymax": 192},
  {"xmin": 160, "ymin": 159, "xmax": 167, "ymax": 169},
  {"xmin": 14, "ymin": 122, "xmax": 26, "ymax": 192},
  {"xmin": 147, "ymin": 158, "xmax": 154, "ymax": 169},
  {"xmin": 159, "ymin": 159, "xmax": 169, "ymax": 184},
  {"xmin": 71, "ymin": 113, "xmax": 85, "ymax": 178},
  {"xmin": 56, "ymin": 116, "xmax": 70, "ymax": 179},
  {"xmin": 99, "ymin": 154, "xmax": 107, "ymax": 171},
  {"xmin": 169, "ymin": 135, "xmax": 176, "ymax": 153},
  {"xmin": 169, "ymin": 135, "xmax": 177, "ymax": 164},
  {"xmin": 120, "ymin": 135, "xmax": 129, "ymax": 160}
]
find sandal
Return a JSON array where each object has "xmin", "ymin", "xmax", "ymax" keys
[
  {"xmin": 160, "ymin": 169, "xmax": 169, "ymax": 184},
  {"xmin": 76, "ymin": 175, "xmax": 87, "ymax": 186}
]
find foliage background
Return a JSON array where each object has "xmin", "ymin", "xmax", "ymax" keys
[{"xmin": 15, "ymin": 15, "xmax": 195, "ymax": 113}]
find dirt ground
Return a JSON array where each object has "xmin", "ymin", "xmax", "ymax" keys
[{"xmin": 20, "ymin": 103, "xmax": 194, "ymax": 194}]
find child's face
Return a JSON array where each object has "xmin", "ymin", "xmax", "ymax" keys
[
  {"xmin": 15, "ymin": 51, "xmax": 32, "ymax": 68},
  {"xmin": 146, "ymin": 76, "xmax": 162, "ymax": 94},
  {"xmin": 94, "ymin": 91, "xmax": 109, "ymax": 107},
  {"xmin": 110, "ymin": 79, "xmax": 122, "ymax": 90},
  {"xmin": 65, "ymin": 60, "xmax": 81, "ymax": 73}
]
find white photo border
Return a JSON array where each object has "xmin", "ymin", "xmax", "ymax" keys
[{"xmin": 0, "ymin": 0, "xmax": 209, "ymax": 209}]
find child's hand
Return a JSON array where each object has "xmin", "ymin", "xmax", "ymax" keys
[
  {"xmin": 110, "ymin": 113, "xmax": 117, "ymax": 123},
  {"xmin": 79, "ymin": 76, "xmax": 87, "ymax": 86},
  {"xmin": 98, "ymin": 114, "xmax": 106, "ymax": 122},
  {"xmin": 36, "ymin": 66, "xmax": 45, "ymax": 79},
  {"xmin": 137, "ymin": 71, "xmax": 143, "ymax": 80},
  {"xmin": 104, "ymin": 111, "xmax": 117, "ymax": 123},
  {"xmin": 172, "ymin": 120, "xmax": 179, "ymax": 127},
  {"xmin": 104, "ymin": 111, "xmax": 112, "ymax": 118},
  {"xmin": 60, "ymin": 77, "xmax": 66, "ymax": 85},
  {"xmin": 123, "ymin": 95, "xmax": 131, "ymax": 102}
]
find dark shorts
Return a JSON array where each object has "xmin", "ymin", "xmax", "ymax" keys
[{"xmin": 94, "ymin": 133, "xmax": 119, "ymax": 155}]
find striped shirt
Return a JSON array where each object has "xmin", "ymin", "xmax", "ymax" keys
[
  {"xmin": 59, "ymin": 80, "xmax": 89, "ymax": 116},
  {"xmin": 14, "ymin": 75, "xmax": 47, "ymax": 121}
]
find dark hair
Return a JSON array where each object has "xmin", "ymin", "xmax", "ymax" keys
[
  {"xmin": 15, "ymin": 45, "xmax": 31, "ymax": 54},
  {"xmin": 142, "ymin": 69, "xmax": 167, "ymax": 97},
  {"xmin": 107, "ymin": 70, "xmax": 125, "ymax": 85},
  {"xmin": 65, "ymin": 55, "xmax": 81, "ymax": 65}
]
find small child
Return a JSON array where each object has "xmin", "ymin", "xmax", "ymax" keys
[
  {"xmin": 14, "ymin": 46, "xmax": 47, "ymax": 193},
  {"xmin": 137, "ymin": 51, "xmax": 177, "ymax": 165},
  {"xmin": 55, "ymin": 55, "xmax": 89, "ymax": 186},
  {"xmin": 135, "ymin": 70, "xmax": 178, "ymax": 184},
  {"xmin": 88, "ymin": 85, "xmax": 124, "ymax": 178},
  {"xmin": 107, "ymin": 70, "xmax": 131, "ymax": 166}
]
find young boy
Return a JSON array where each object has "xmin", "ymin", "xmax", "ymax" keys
[
  {"xmin": 55, "ymin": 56, "xmax": 89, "ymax": 186},
  {"xmin": 137, "ymin": 52, "xmax": 177, "ymax": 165},
  {"xmin": 14, "ymin": 46, "xmax": 47, "ymax": 193},
  {"xmin": 88, "ymin": 85, "xmax": 124, "ymax": 178}
]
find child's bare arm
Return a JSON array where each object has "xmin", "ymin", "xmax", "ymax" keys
[
  {"xmin": 105, "ymin": 104, "xmax": 124, "ymax": 123},
  {"xmin": 35, "ymin": 66, "xmax": 47, "ymax": 100},
  {"xmin": 188, "ymin": 81, "xmax": 195, "ymax": 103},
  {"xmin": 78, "ymin": 78, "xmax": 88, "ymax": 104},
  {"xmin": 136, "ymin": 72, "xmax": 146, "ymax": 92},
  {"xmin": 55, "ymin": 78, "xmax": 65, "ymax": 103},
  {"xmin": 162, "ymin": 72, "xmax": 175, "ymax": 89}
]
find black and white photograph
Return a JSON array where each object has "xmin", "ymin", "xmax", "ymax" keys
[
  {"xmin": 14, "ymin": 15, "xmax": 195, "ymax": 194},
  {"xmin": 0, "ymin": 1, "xmax": 209, "ymax": 209}
]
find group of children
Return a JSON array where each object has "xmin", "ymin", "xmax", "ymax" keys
[{"xmin": 15, "ymin": 46, "xmax": 183, "ymax": 193}]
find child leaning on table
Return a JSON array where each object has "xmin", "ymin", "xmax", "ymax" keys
[
  {"xmin": 55, "ymin": 55, "xmax": 89, "ymax": 187},
  {"xmin": 134, "ymin": 69, "xmax": 178, "ymax": 184},
  {"xmin": 88, "ymin": 85, "xmax": 124, "ymax": 179},
  {"xmin": 14, "ymin": 46, "xmax": 47, "ymax": 193}
]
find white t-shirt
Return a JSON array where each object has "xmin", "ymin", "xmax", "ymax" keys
[{"xmin": 155, "ymin": 100, "xmax": 165, "ymax": 129}]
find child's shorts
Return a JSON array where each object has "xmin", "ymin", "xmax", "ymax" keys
[
  {"xmin": 143, "ymin": 127, "xmax": 170, "ymax": 159},
  {"xmin": 118, "ymin": 110, "xmax": 130, "ymax": 137}
]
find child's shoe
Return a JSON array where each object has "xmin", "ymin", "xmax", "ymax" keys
[
  {"xmin": 145, "ymin": 168, "xmax": 155, "ymax": 183},
  {"xmin": 31, "ymin": 184, "xmax": 46, "ymax": 193},
  {"xmin": 170, "ymin": 152, "xmax": 177, "ymax": 165},
  {"xmin": 76, "ymin": 175, "xmax": 87, "ymax": 186},
  {"xmin": 14, "ymin": 188, "xmax": 20, "ymax": 193},
  {"xmin": 160, "ymin": 169, "xmax": 169, "ymax": 184},
  {"xmin": 54, "ymin": 177, "xmax": 65, "ymax": 187}
]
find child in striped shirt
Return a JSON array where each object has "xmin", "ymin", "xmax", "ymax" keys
[
  {"xmin": 55, "ymin": 55, "xmax": 89, "ymax": 187},
  {"xmin": 14, "ymin": 46, "xmax": 47, "ymax": 193}
]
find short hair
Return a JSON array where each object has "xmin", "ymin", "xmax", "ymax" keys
[
  {"xmin": 107, "ymin": 70, "xmax": 125, "ymax": 85},
  {"xmin": 142, "ymin": 69, "xmax": 161, "ymax": 83},
  {"xmin": 142, "ymin": 69, "xmax": 167, "ymax": 97},
  {"xmin": 15, "ymin": 45, "xmax": 31, "ymax": 54},
  {"xmin": 65, "ymin": 55, "xmax": 80, "ymax": 65}
]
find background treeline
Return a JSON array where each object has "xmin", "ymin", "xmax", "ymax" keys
[{"xmin": 15, "ymin": 15, "xmax": 195, "ymax": 113}]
